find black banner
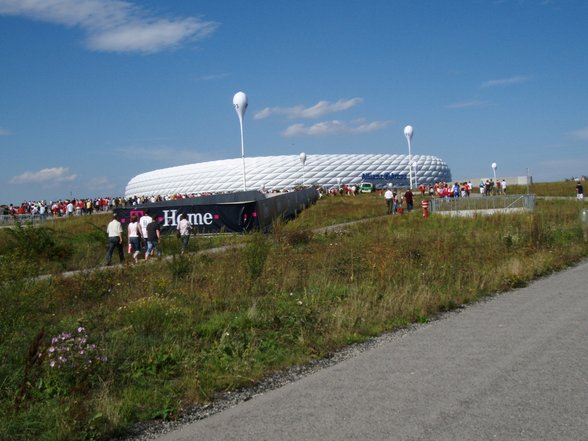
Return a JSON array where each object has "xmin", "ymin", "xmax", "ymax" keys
[{"xmin": 114, "ymin": 188, "xmax": 318, "ymax": 235}]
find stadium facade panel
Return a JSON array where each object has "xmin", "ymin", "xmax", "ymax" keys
[{"xmin": 125, "ymin": 154, "xmax": 452, "ymax": 197}]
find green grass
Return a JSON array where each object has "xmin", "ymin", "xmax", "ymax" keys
[
  {"xmin": 1, "ymin": 189, "xmax": 587, "ymax": 440},
  {"xmin": 509, "ymin": 179, "xmax": 583, "ymax": 197}
]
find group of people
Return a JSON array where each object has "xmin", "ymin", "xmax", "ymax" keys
[
  {"xmin": 384, "ymin": 188, "xmax": 414, "ymax": 214},
  {"xmin": 479, "ymin": 179, "xmax": 507, "ymax": 196},
  {"xmin": 3, "ymin": 197, "xmax": 116, "ymax": 218},
  {"xmin": 105, "ymin": 210, "xmax": 193, "ymax": 266}
]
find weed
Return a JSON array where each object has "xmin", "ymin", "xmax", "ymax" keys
[
  {"xmin": 243, "ymin": 232, "xmax": 270, "ymax": 283},
  {"xmin": 1, "ymin": 194, "xmax": 587, "ymax": 440},
  {"xmin": 167, "ymin": 254, "xmax": 192, "ymax": 281}
]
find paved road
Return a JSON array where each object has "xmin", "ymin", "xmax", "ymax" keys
[{"xmin": 157, "ymin": 261, "xmax": 588, "ymax": 441}]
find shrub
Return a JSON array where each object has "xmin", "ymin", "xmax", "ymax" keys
[{"xmin": 243, "ymin": 232, "xmax": 270, "ymax": 283}]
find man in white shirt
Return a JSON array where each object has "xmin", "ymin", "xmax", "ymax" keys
[
  {"xmin": 177, "ymin": 213, "xmax": 192, "ymax": 254},
  {"xmin": 105, "ymin": 213, "xmax": 124, "ymax": 265},
  {"xmin": 384, "ymin": 188, "xmax": 393, "ymax": 214},
  {"xmin": 139, "ymin": 210, "xmax": 153, "ymax": 238}
]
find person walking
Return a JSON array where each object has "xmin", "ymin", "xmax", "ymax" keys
[
  {"xmin": 105, "ymin": 213, "xmax": 124, "ymax": 265},
  {"xmin": 177, "ymin": 213, "xmax": 192, "ymax": 254},
  {"xmin": 576, "ymin": 181, "xmax": 584, "ymax": 200},
  {"xmin": 127, "ymin": 214, "xmax": 142, "ymax": 263},
  {"xmin": 404, "ymin": 188, "xmax": 414, "ymax": 211},
  {"xmin": 139, "ymin": 210, "xmax": 153, "ymax": 252},
  {"xmin": 145, "ymin": 217, "xmax": 161, "ymax": 260},
  {"xmin": 384, "ymin": 188, "xmax": 393, "ymax": 214}
]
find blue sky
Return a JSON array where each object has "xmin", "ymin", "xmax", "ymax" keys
[{"xmin": 1, "ymin": 0, "xmax": 587, "ymax": 204}]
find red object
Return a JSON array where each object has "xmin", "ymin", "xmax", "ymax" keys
[{"xmin": 421, "ymin": 200, "xmax": 430, "ymax": 218}]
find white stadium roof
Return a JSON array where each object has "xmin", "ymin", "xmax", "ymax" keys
[{"xmin": 125, "ymin": 153, "xmax": 452, "ymax": 197}]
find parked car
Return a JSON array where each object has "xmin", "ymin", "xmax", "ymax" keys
[{"xmin": 360, "ymin": 182, "xmax": 375, "ymax": 193}]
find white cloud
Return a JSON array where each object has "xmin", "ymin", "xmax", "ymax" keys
[
  {"xmin": 282, "ymin": 119, "xmax": 391, "ymax": 137},
  {"xmin": 0, "ymin": 0, "xmax": 218, "ymax": 53},
  {"xmin": 481, "ymin": 75, "xmax": 530, "ymax": 88},
  {"xmin": 255, "ymin": 98, "xmax": 363, "ymax": 120},
  {"xmin": 0, "ymin": 127, "xmax": 11, "ymax": 136},
  {"xmin": 569, "ymin": 126, "xmax": 588, "ymax": 140},
  {"xmin": 446, "ymin": 100, "xmax": 488, "ymax": 109},
  {"xmin": 10, "ymin": 167, "xmax": 77, "ymax": 184}
]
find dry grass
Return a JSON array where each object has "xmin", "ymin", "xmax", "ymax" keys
[{"xmin": 1, "ymin": 193, "xmax": 587, "ymax": 440}]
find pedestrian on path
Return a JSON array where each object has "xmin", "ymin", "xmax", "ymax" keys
[{"xmin": 105, "ymin": 213, "xmax": 124, "ymax": 265}]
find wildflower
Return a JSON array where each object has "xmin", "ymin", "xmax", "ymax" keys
[
  {"xmin": 297, "ymin": 300, "xmax": 303, "ymax": 305},
  {"xmin": 45, "ymin": 327, "xmax": 106, "ymax": 371}
]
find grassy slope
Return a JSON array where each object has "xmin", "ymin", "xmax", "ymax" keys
[{"xmin": 1, "ymin": 188, "xmax": 587, "ymax": 440}]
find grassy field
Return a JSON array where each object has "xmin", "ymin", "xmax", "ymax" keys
[
  {"xmin": 1, "ymin": 187, "xmax": 587, "ymax": 440},
  {"xmin": 508, "ymin": 179, "xmax": 582, "ymax": 197}
]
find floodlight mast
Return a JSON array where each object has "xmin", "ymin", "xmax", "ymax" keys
[
  {"xmin": 233, "ymin": 91, "xmax": 248, "ymax": 191},
  {"xmin": 404, "ymin": 125, "xmax": 414, "ymax": 189},
  {"xmin": 299, "ymin": 152, "xmax": 307, "ymax": 186}
]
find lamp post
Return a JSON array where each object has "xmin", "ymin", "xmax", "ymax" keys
[
  {"xmin": 233, "ymin": 91, "xmax": 248, "ymax": 191},
  {"xmin": 404, "ymin": 125, "xmax": 414, "ymax": 189},
  {"xmin": 299, "ymin": 152, "xmax": 306, "ymax": 186}
]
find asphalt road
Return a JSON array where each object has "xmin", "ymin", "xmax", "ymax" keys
[{"xmin": 157, "ymin": 260, "xmax": 588, "ymax": 441}]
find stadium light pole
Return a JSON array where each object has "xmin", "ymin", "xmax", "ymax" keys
[
  {"xmin": 404, "ymin": 125, "xmax": 414, "ymax": 189},
  {"xmin": 299, "ymin": 152, "xmax": 307, "ymax": 186},
  {"xmin": 233, "ymin": 91, "xmax": 248, "ymax": 191}
]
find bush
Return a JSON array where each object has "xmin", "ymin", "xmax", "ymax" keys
[{"xmin": 243, "ymin": 233, "xmax": 270, "ymax": 283}]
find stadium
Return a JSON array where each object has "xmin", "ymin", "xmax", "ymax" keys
[{"xmin": 124, "ymin": 153, "xmax": 452, "ymax": 198}]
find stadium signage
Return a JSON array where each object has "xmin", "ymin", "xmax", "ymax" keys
[
  {"xmin": 162, "ymin": 209, "xmax": 213, "ymax": 227},
  {"xmin": 114, "ymin": 187, "xmax": 319, "ymax": 235},
  {"xmin": 361, "ymin": 172, "xmax": 408, "ymax": 181}
]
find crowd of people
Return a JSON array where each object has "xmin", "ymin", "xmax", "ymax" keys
[
  {"xmin": 105, "ymin": 209, "xmax": 192, "ymax": 266},
  {"xmin": 2, "ymin": 197, "xmax": 118, "ymax": 217},
  {"xmin": 1, "ymin": 188, "xmax": 306, "ymax": 219},
  {"xmin": 0, "ymin": 193, "xmax": 216, "ymax": 218}
]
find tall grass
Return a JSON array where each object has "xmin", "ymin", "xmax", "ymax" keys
[
  {"xmin": 509, "ymin": 179, "xmax": 584, "ymax": 197},
  {"xmin": 1, "ymin": 195, "xmax": 587, "ymax": 440}
]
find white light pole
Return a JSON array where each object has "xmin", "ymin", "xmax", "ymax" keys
[
  {"xmin": 299, "ymin": 152, "xmax": 307, "ymax": 186},
  {"xmin": 233, "ymin": 91, "xmax": 248, "ymax": 191},
  {"xmin": 404, "ymin": 125, "xmax": 414, "ymax": 189},
  {"xmin": 491, "ymin": 162, "xmax": 497, "ymax": 184},
  {"xmin": 412, "ymin": 160, "xmax": 418, "ymax": 188}
]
